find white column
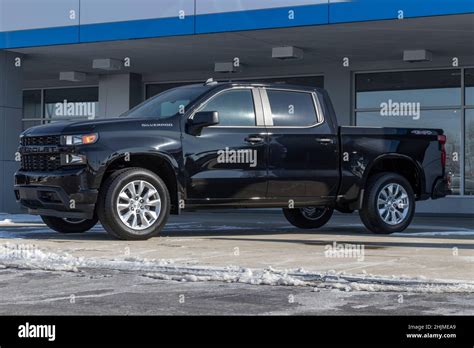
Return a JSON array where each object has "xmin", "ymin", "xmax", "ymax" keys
[
  {"xmin": 98, "ymin": 73, "xmax": 142, "ymax": 118},
  {"xmin": 323, "ymin": 65, "xmax": 352, "ymax": 126}
]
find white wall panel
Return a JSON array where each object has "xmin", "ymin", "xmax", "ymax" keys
[
  {"xmin": 196, "ymin": 0, "xmax": 327, "ymax": 15},
  {"xmin": 80, "ymin": 0, "xmax": 195, "ymax": 25},
  {"xmin": 0, "ymin": 0, "xmax": 79, "ymax": 32}
]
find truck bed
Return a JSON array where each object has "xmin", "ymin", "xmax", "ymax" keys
[{"xmin": 338, "ymin": 126, "xmax": 445, "ymax": 205}]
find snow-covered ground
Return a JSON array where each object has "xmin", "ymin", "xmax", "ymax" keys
[
  {"xmin": 1, "ymin": 211, "xmax": 473, "ymax": 294},
  {"xmin": 0, "ymin": 213, "xmax": 43, "ymax": 224},
  {"xmin": 1, "ymin": 241, "xmax": 474, "ymax": 293}
]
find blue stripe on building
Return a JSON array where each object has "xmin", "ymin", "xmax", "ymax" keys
[
  {"xmin": 0, "ymin": 26, "xmax": 79, "ymax": 49},
  {"xmin": 0, "ymin": 0, "xmax": 473, "ymax": 49},
  {"xmin": 329, "ymin": 0, "xmax": 474, "ymax": 23},
  {"xmin": 79, "ymin": 17, "xmax": 195, "ymax": 43}
]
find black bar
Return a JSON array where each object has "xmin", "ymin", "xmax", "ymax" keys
[{"xmin": 0, "ymin": 316, "xmax": 472, "ymax": 346}]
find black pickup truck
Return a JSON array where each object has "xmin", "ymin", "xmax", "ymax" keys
[{"xmin": 14, "ymin": 81, "xmax": 450, "ymax": 240}]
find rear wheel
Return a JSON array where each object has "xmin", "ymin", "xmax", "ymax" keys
[
  {"xmin": 41, "ymin": 216, "xmax": 98, "ymax": 234},
  {"xmin": 282, "ymin": 206, "xmax": 334, "ymax": 229},
  {"xmin": 359, "ymin": 173, "xmax": 415, "ymax": 234},
  {"xmin": 97, "ymin": 168, "xmax": 170, "ymax": 240}
]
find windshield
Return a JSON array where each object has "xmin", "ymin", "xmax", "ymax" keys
[{"xmin": 121, "ymin": 85, "xmax": 210, "ymax": 118}]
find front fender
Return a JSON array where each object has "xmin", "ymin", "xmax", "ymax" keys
[{"xmin": 93, "ymin": 148, "xmax": 180, "ymax": 186}]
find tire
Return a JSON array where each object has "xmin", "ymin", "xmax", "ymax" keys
[
  {"xmin": 282, "ymin": 206, "xmax": 334, "ymax": 229},
  {"xmin": 359, "ymin": 172, "xmax": 415, "ymax": 234},
  {"xmin": 97, "ymin": 167, "xmax": 170, "ymax": 240},
  {"xmin": 41, "ymin": 216, "xmax": 98, "ymax": 234}
]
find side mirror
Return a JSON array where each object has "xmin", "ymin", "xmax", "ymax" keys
[{"xmin": 187, "ymin": 111, "xmax": 219, "ymax": 135}]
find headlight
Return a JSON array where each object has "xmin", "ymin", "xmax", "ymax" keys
[{"xmin": 64, "ymin": 133, "xmax": 98, "ymax": 145}]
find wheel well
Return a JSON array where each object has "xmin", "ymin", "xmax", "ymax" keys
[
  {"xmin": 101, "ymin": 154, "xmax": 179, "ymax": 213},
  {"xmin": 366, "ymin": 157, "xmax": 422, "ymax": 196}
]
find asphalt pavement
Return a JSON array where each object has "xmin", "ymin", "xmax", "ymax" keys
[{"xmin": 0, "ymin": 210, "xmax": 473, "ymax": 315}]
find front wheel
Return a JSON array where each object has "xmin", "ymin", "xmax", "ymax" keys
[
  {"xmin": 41, "ymin": 216, "xmax": 98, "ymax": 234},
  {"xmin": 97, "ymin": 168, "xmax": 170, "ymax": 240},
  {"xmin": 359, "ymin": 173, "xmax": 415, "ymax": 234},
  {"xmin": 283, "ymin": 206, "xmax": 334, "ymax": 229}
]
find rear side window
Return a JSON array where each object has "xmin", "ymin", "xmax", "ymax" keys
[
  {"xmin": 266, "ymin": 90, "xmax": 318, "ymax": 127},
  {"xmin": 201, "ymin": 89, "xmax": 256, "ymax": 127}
]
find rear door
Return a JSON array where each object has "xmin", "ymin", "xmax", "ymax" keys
[
  {"xmin": 261, "ymin": 88, "xmax": 339, "ymax": 202},
  {"xmin": 183, "ymin": 87, "xmax": 268, "ymax": 202}
]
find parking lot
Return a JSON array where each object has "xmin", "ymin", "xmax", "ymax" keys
[{"xmin": 0, "ymin": 210, "xmax": 473, "ymax": 314}]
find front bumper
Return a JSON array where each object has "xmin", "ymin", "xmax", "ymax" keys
[
  {"xmin": 14, "ymin": 167, "xmax": 98, "ymax": 219},
  {"xmin": 431, "ymin": 176, "xmax": 452, "ymax": 199}
]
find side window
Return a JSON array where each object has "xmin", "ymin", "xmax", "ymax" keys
[
  {"xmin": 266, "ymin": 90, "xmax": 318, "ymax": 127},
  {"xmin": 201, "ymin": 89, "xmax": 256, "ymax": 127}
]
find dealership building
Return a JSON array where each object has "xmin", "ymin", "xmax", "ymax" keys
[{"xmin": 0, "ymin": 0, "xmax": 473, "ymax": 214}]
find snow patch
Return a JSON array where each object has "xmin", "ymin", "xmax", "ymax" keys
[
  {"xmin": 1, "ymin": 242, "xmax": 474, "ymax": 293},
  {"xmin": 0, "ymin": 242, "xmax": 174, "ymax": 272},
  {"xmin": 0, "ymin": 214, "xmax": 42, "ymax": 224},
  {"xmin": 144, "ymin": 267, "xmax": 307, "ymax": 286}
]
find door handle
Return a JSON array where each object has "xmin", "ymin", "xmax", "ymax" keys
[
  {"xmin": 316, "ymin": 138, "xmax": 334, "ymax": 145},
  {"xmin": 245, "ymin": 136, "xmax": 264, "ymax": 144}
]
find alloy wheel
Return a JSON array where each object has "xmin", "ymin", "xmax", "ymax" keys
[
  {"xmin": 376, "ymin": 183, "xmax": 409, "ymax": 225},
  {"xmin": 116, "ymin": 180, "xmax": 161, "ymax": 231}
]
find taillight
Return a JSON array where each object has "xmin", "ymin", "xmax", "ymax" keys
[{"xmin": 438, "ymin": 134, "xmax": 447, "ymax": 168}]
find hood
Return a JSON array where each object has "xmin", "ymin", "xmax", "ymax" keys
[{"xmin": 21, "ymin": 117, "xmax": 153, "ymax": 137}]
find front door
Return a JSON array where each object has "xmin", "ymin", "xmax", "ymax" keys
[{"xmin": 183, "ymin": 87, "xmax": 268, "ymax": 203}]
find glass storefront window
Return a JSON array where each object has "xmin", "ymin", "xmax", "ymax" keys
[
  {"xmin": 357, "ymin": 110, "xmax": 462, "ymax": 195},
  {"xmin": 22, "ymin": 90, "xmax": 42, "ymax": 130},
  {"xmin": 355, "ymin": 69, "xmax": 467, "ymax": 196},
  {"xmin": 22, "ymin": 87, "xmax": 99, "ymax": 131},
  {"xmin": 356, "ymin": 70, "xmax": 461, "ymax": 109},
  {"xmin": 44, "ymin": 87, "xmax": 98, "ymax": 121},
  {"xmin": 465, "ymin": 109, "xmax": 474, "ymax": 195}
]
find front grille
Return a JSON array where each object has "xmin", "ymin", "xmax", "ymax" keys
[
  {"xmin": 21, "ymin": 135, "xmax": 61, "ymax": 146},
  {"xmin": 20, "ymin": 135, "xmax": 62, "ymax": 172},
  {"xmin": 21, "ymin": 154, "xmax": 61, "ymax": 172}
]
